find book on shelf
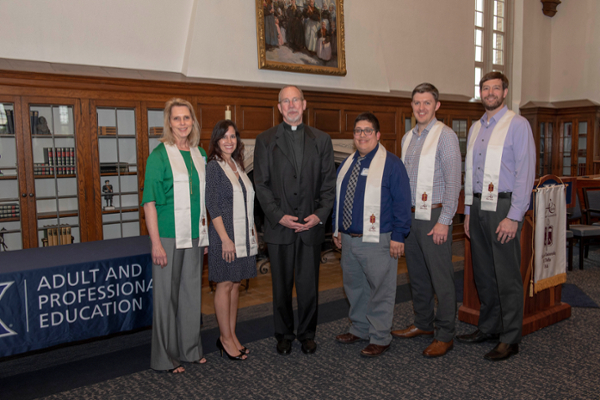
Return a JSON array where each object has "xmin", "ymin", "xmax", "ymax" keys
[
  {"xmin": 42, "ymin": 224, "xmax": 73, "ymax": 246},
  {"xmin": 98, "ymin": 126, "xmax": 117, "ymax": 136},
  {"xmin": 100, "ymin": 162, "xmax": 130, "ymax": 174},
  {"xmin": 0, "ymin": 203, "xmax": 20, "ymax": 219},
  {"xmin": 37, "ymin": 147, "xmax": 75, "ymax": 175}
]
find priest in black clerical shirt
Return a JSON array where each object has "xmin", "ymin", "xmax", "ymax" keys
[{"xmin": 253, "ymin": 85, "xmax": 336, "ymax": 355}]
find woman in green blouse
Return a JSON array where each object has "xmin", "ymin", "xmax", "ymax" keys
[{"xmin": 141, "ymin": 98, "xmax": 208, "ymax": 373}]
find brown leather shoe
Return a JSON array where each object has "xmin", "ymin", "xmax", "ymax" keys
[
  {"xmin": 391, "ymin": 324, "xmax": 434, "ymax": 339},
  {"xmin": 335, "ymin": 333, "xmax": 364, "ymax": 344},
  {"xmin": 422, "ymin": 339, "xmax": 454, "ymax": 358},
  {"xmin": 360, "ymin": 343, "xmax": 390, "ymax": 357},
  {"xmin": 484, "ymin": 342, "xmax": 519, "ymax": 361}
]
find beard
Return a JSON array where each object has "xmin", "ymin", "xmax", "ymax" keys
[
  {"xmin": 283, "ymin": 111, "xmax": 302, "ymax": 125},
  {"xmin": 482, "ymin": 94, "xmax": 505, "ymax": 111}
]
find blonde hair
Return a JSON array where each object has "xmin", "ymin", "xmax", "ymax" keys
[{"xmin": 161, "ymin": 98, "xmax": 201, "ymax": 148}]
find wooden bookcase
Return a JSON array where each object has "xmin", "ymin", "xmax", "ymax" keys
[
  {"xmin": 520, "ymin": 101, "xmax": 600, "ymax": 178},
  {"xmin": 0, "ymin": 69, "xmax": 485, "ymax": 250}
]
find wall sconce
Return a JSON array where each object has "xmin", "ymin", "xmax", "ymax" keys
[
  {"xmin": 540, "ymin": 0, "xmax": 561, "ymax": 17},
  {"xmin": 225, "ymin": 106, "xmax": 232, "ymax": 120}
]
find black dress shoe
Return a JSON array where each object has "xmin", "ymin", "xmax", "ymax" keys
[
  {"xmin": 301, "ymin": 339, "xmax": 317, "ymax": 354},
  {"xmin": 456, "ymin": 329, "xmax": 499, "ymax": 343},
  {"xmin": 484, "ymin": 342, "xmax": 519, "ymax": 361},
  {"xmin": 277, "ymin": 339, "xmax": 292, "ymax": 355}
]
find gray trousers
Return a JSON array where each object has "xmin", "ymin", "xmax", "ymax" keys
[
  {"xmin": 405, "ymin": 208, "xmax": 456, "ymax": 342},
  {"xmin": 470, "ymin": 196, "xmax": 523, "ymax": 344},
  {"xmin": 341, "ymin": 232, "xmax": 397, "ymax": 345},
  {"xmin": 151, "ymin": 237, "xmax": 204, "ymax": 371}
]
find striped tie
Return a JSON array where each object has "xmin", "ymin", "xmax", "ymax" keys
[{"xmin": 342, "ymin": 156, "xmax": 365, "ymax": 230}]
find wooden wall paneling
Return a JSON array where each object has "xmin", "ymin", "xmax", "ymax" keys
[
  {"xmin": 196, "ymin": 103, "xmax": 229, "ymax": 137},
  {"xmin": 18, "ymin": 96, "xmax": 36, "ymax": 248},
  {"xmin": 76, "ymin": 98, "xmax": 95, "ymax": 243},
  {"xmin": 379, "ymin": 139, "xmax": 396, "ymax": 154},
  {"xmin": 396, "ymin": 111, "xmax": 405, "ymax": 151},
  {"xmin": 311, "ymin": 107, "xmax": 342, "ymax": 136},
  {"xmin": 344, "ymin": 110, "xmax": 361, "ymax": 135},
  {"xmin": 375, "ymin": 111, "xmax": 397, "ymax": 136},
  {"xmin": 238, "ymin": 104, "xmax": 278, "ymax": 138}
]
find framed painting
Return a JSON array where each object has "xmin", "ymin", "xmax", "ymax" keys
[{"xmin": 256, "ymin": 0, "xmax": 346, "ymax": 76}]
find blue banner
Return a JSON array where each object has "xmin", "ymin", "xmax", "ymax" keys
[{"xmin": 0, "ymin": 254, "xmax": 152, "ymax": 357}]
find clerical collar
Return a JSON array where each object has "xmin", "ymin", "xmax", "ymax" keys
[{"xmin": 283, "ymin": 122, "xmax": 304, "ymax": 131}]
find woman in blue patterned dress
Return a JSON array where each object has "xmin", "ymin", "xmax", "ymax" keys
[{"xmin": 206, "ymin": 120, "xmax": 257, "ymax": 361}]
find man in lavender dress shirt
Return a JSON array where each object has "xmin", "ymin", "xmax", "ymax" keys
[{"xmin": 456, "ymin": 72, "xmax": 535, "ymax": 361}]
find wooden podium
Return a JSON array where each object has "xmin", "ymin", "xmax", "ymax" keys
[{"xmin": 458, "ymin": 178, "xmax": 573, "ymax": 336}]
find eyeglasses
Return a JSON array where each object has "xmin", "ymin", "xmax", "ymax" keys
[
  {"xmin": 353, "ymin": 127, "xmax": 376, "ymax": 137},
  {"xmin": 279, "ymin": 97, "xmax": 303, "ymax": 106}
]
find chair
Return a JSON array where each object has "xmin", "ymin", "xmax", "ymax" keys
[
  {"xmin": 583, "ymin": 186, "xmax": 600, "ymax": 224},
  {"xmin": 566, "ymin": 192, "xmax": 583, "ymax": 270},
  {"xmin": 569, "ymin": 188, "xmax": 600, "ymax": 270}
]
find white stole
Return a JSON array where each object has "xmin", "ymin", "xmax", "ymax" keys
[
  {"xmin": 334, "ymin": 144, "xmax": 387, "ymax": 243},
  {"xmin": 465, "ymin": 110, "xmax": 515, "ymax": 211},
  {"xmin": 164, "ymin": 143, "xmax": 209, "ymax": 249},
  {"xmin": 217, "ymin": 160, "xmax": 258, "ymax": 257},
  {"xmin": 401, "ymin": 121, "xmax": 444, "ymax": 220}
]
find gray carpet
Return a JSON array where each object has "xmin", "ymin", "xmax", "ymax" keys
[
  {"xmin": 3, "ymin": 243, "xmax": 600, "ymax": 400},
  {"xmin": 36, "ymin": 246, "xmax": 600, "ymax": 400}
]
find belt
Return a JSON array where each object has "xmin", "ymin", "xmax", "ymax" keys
[
  {"xmin": 473, "ymin": 192, "xmax": 512, "ymax": 199},
  {"xmin": 349, "ymin": 233, "xmax": 363, "ymax": 238},
  {"xmin": 411, "ymin": 203, "xmax": 442, "ymax": 213}
]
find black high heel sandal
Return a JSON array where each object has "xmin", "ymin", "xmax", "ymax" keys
[
  {"xmin": 216, "ymin": 338, "xmax": 246, "ymax": 361},
  {"xmin": 239, "ymin": 346, "xmax": 249, "ymax": 355}
]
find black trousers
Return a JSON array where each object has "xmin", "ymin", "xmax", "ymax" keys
[{"xmin": 268, "ymin": 237, "xmax": 321, "ymax": 342}]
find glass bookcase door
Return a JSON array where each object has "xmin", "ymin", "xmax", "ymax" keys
[
  {"xmin": 0, "ymin": 102, "xmax": 23, "ymax": 251},
  {"xmin": 561, "ymin": 122, "xmax": 572, "ymax": 176},
  {"xmin": 30, "ymin": 104, "xmax": 80, "ymax": 247},
  {"xmin": 539, "ymin": 122, "xmax": 553, "ymax": 177},
  {"xmin": 452, "ymin": 119, "xmax": 469, "ymax": 183},
  {"xmin": 97, "ymin": 107, "xmax": 140, "ymax": 239},
  {"xmin": 578, "ymin": 121, "xmax": 587, "ymax": 176},
  {"xmin": 147, "ymin": 108, "xmax": 164, "ymax": 154}
]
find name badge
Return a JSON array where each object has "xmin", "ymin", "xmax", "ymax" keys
[{"xmin": 361, "ymin": 168, "xmax": 369, "ymax": 176}]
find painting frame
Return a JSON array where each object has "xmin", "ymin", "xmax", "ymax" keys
[{"xmin": 256, "ymin": 0, "xmax": 346, "ymax": 76}]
